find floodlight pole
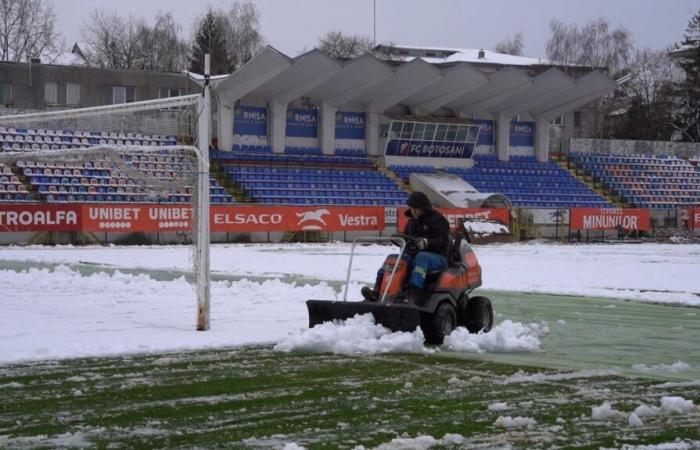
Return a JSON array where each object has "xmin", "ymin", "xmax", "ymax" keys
[{"xmin": 196, "ymin": 54, "xmax": 212, "ymax": 331}]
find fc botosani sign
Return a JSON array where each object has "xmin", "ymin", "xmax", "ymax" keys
[{"xmin": 385, "ymin": 140, "xmax": 475, "ymax": 159}]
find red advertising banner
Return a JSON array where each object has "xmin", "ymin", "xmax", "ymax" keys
[
  {"xmin": 0, "ymin": 204, "xmax": 82, "ymax": 232},
  {"xmin": 81, "ymin": 204, "xmax": 192, "ymax": 232},
  {"xmin": 0, "ymin": 204, "xmax": 385, "ymax": 233},
  {"xmin": 396, "ymin": 207, "xmax": 511, "ymax": 232},
  {"xmin": 570, "ymin": 208, "xmax": 650, "ymax": 231},
  {"xmin": 211, "ymin": 205, "xmax": 385, "ymax": 232},
  {"xmin": 692, "ymin": 208, "xmax": 700, "ymax": 230}
]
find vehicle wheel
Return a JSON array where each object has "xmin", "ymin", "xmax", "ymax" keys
[
  {"xmin": 465, "ymin": 296, "xmax": 493, "ymax": 334},
  {"xmin": 421, "ymin": 302, "xmax": 457, "ymax": 345}
]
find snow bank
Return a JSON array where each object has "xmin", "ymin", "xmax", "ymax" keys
[
  {"xmin": 443, "ymin": 320, "xmax": 548, "ymax": 353},
  {"xmin": 628, "ymin": 413, "xmax": 643, "ymax": 427},
  {"xmin": 493, "ymin": 416, "xmax": 537, "ymax": 429}
]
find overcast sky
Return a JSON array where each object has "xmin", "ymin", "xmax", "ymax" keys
[{"xmin": 56, "ymin": 0, "xmax": 698, "ymax": 57}]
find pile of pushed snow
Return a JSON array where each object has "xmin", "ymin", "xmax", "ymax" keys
[
  {"xmin": 591, "ymin": 402, "xmax": 626, "ymax": 421},
  {"xmin": 660, "ymin": 396, "xmax": 695, "ymax": 415},
  {"xmin": 275, "ymin": 315, "xmax": 549, "ymax": 356},
  {"xmin": 493, "ymin": 416, "xmax": 537, "ymax": 429},
  {"xmin": 273, "ymin": 314, "xmax": 427, "ymax": 355},
  {"xmin": 487, "ymin": 402, "xmax": 510, "ymax": 411},
  {"xmin": 632, "ymin": 362, "xmax": 692, "ymax": 374},
  {"xmin": 443, "ymin": 320, "xmax": 549, "ymax": 353}
]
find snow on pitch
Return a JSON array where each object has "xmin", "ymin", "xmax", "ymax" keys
[{"xmin": 0, "ymin": 242, "xmax": 698, "ymax": 363}]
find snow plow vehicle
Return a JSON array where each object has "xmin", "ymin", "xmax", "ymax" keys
[{"xmin": 306, "ymin": 222, "xmax": 493, "ymax": 345}]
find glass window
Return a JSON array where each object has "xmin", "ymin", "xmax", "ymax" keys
[
  {"xmin": 159, "ymin": 87, "xmax": 183, "ymax": 98},
  {"xmin": 389, "ymin": 121, "xmax": 403, "ymax": 140},
  {"xmin": 400, "ymin": 122, "xmax": 414, "ymax": 139},
  {"xmin": 113, "ymin": 86, "xmax": 126, "ymax": 104},
  {"xmin": 125, "ymin": 87, "xmax": 135, "ymax": 103},
  {"xmin": 467, "ymin": 125, "xmax": 479, "ymax": 142},
  {"xmin": 411, "ymin": 122, "xmax": 426, "ymax": 140},
  {"xmin": 455, "ymin": 126, "xmax": 468, "ymax": 142},
  {"xmin": 434, "ymin": 124, "xmax": 448, "ymax": 141},
  {"xmin": 44, "ymin": 82, "xmax": 58, "ymax": 105},
  {"xmin": 0, "ymin": 82, "xmax": 12, "ymax": 105},
  {"xmin": 445, "ymin": 124, "xmax": 458, "ymax": 141},
  {"xmin": 66, "ymin": 83, "xmax": 80, "ymax": 106},
  {"xmin": 422, "ymin": 123, "xmax": 436, "ymax": 140}
]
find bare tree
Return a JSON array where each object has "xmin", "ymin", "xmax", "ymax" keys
[
  {"xmin": 190, "ymin": 1, "xmax": 264, "ymax": 75},
  {"xmin": 317, "ymin": 30, "xmax": 400, "ymax": 61},
  {"xmin": 224, "ymin": 0, "xmax": 264, "ymax": 70},
  {"xmin": 495, "ymin": 32, "xmax": 524, "ymax": 56},
  {"xmin": 0, "ymin": 0, "xmax": 62, "ymax": 62},
  {"xmin": 546, "ymin": 18, "xmax": 632, "ymax": 75},
  {"xmin": 81, "ymin": 9, "xmax": 188, "ymax": 71},
  {"xmin": 137, "ymin": 12, "xmax": 188, "ymax": 72},
  {"xmin": 317, "ymin": 31, "xmax": 373, "ymax": 59}
]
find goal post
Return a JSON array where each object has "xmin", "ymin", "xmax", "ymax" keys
[{"xmin": 0, "ymin": 64, "xmax": 214, "ymax": 331}]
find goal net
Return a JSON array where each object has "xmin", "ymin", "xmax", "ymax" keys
[{"xmin": 0, "ymin": 94, "xmax": 212, "ymax": 330}]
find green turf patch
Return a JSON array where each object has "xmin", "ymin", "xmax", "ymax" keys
[{"xmin": 2, "ymin": 348, "xmax": 699, "ymax": 449}]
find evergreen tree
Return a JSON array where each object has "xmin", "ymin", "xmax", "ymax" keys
[
  {"xmin": 672, "ymin": 10, "xmax": 700, "ymax": 142},
  {"xmin": 189, "ymin": 10, "xmax": 232, "ymax": 75}
]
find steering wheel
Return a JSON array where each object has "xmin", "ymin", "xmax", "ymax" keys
[{"xmin": 389, "ymin": 233, "xmax": 418, "ymax": 250}]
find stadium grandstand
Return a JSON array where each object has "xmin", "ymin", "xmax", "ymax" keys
[{"xmin": 1, "ymin": 44, "xmax": 699, "ymax": 244}]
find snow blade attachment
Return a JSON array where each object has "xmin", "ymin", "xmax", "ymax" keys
[{"xmin": 306, "ymin": 300, "xmax": 421, "ymax": 332}]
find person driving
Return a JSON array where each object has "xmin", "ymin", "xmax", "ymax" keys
[{"xmin": 362, "ymin": 191, "xmax": 450, "ymax": 303}]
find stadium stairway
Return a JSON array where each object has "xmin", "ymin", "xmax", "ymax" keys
[
  {"xmin": 209, "ymin": 159, "xmax": 252, "ymax": 203},
  {"xmin": 552, "ymin": 154, "xmax": 627, "ymax": 208}
]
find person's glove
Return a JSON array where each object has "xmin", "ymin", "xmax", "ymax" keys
[{"xmin": 416, "ymin": 238, "xmax": 428, "ymax": 250}]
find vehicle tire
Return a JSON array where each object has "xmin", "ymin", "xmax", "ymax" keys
[
  {"xmin": 464, "ymin": 296, "xmax": 493, "ymax": 334},
  {"xmin": 421, "ymin": 302, "xmax": 457, "ymax": 345}
]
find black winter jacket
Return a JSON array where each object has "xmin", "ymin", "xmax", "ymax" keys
[{"xmin": 403, "ymin": 208, "xmax": 451, "ymax": 257}]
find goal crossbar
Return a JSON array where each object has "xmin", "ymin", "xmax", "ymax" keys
[{"xmin": 0, "ymin": 94, "xmax": 201, "ymax": 125}]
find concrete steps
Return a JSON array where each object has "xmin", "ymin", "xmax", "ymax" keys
[{"xmin": 552, "ymin": 156, "xmax": 627, "ymax": 208}]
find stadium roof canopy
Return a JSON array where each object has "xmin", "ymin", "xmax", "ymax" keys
[
  {"xmin": 206, "ymin": 45, "xmax": 617, "ymax": 159},
  {"xmin": 210, "ymin": 45, "xmax": 616, "ymax": 120}
]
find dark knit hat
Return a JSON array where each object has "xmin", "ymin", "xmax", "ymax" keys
[{"xmin": 406, "ymin": 191, "xmax": 432, "ymax": 210}]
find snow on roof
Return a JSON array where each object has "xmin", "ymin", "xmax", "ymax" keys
[{"xmin": 385, "ymin": 44, "xmax": 556, "ymax": 67}]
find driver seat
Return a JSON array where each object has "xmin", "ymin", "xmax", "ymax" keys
[{"xmin": 423, "ymin": 236, "xmax": 457, "ymax": 286}]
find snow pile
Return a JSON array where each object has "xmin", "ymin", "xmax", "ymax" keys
[
  {"xmin": 488, "ymin": 402, "xmax": 510, "ymax": 411},
  {"xmin": 660, "ymin": 396, "xmax": 695, "ymax": 415},
  {"xmin": 443, "ymin": 320, "xmax": 549, "ymax": 353},
  {"xmin": 632, "ymin": 362, "xmax": 692, "ymax": 374},
  {"xmin": 633, "ymin": 404, "xmax": 660, "ymax": 418},
  {"xmin": 591, "ymin": 402, "xmax": 626, "ymax": 421},
  {"xmin": 617, "ymin": 440, "xmax": 700, "ymax": 450},
  {"xmin": 628, "ymin": 413, "xmax": 644, "ymax": 427},
  {"xmin": 282, "ymin": 444, "xmax": 306, "ymax": 450},
  {"xmin": 275, "ymin": 315, "xmax": 551, "ymax": 356},
  {"xmin": 493, "ymin": 416, "xmax": 537, "ymax": 429},
  {"xmin": 273, "ymin": 314, "xmax": 427, "ymax": 355}
]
